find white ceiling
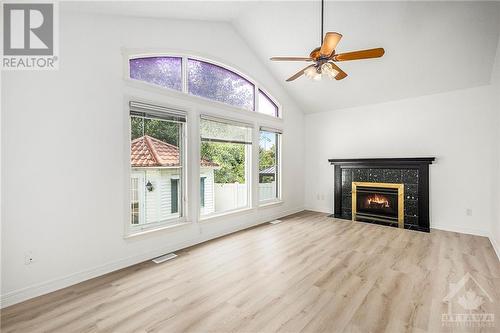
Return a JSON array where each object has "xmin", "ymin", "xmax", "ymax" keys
[{"xmin": 67, "ymin": 1, "xmax": 500, "ymax": 113}]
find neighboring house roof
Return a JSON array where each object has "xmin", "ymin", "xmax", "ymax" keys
[
  {"xmin": 259, "ymin": 166, "xmax": 276, "ymax": 175},
  {"xmin": 131, "ymin": 135, "xmax": 218, "ymax": 168}
]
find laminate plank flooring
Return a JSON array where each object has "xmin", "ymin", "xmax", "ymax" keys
[{"xmin": 2, "ymin": 211, "xmax": 499, "ymax": 332}]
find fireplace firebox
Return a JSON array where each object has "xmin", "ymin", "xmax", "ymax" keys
[{"xmin": 352, "ymin": 182, "xmax": 404, "ymax": 228}]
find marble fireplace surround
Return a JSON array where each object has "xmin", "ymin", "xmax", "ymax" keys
[{"xmin": 328, "ymin": 158, "xmax": 435, "ymax": 232}]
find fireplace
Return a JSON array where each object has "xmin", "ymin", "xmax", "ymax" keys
[
  {"xmin": 352, "ymin": 182, "xmax": 404, "ymax": 228},
  {"xmin": 329, "ymin": 158, "xmax": 435, "ymax": 232}
]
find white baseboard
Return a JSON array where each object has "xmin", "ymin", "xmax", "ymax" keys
[
  {"xmin": 431, "ymin": 224, "xmax": 490, "ymax": 237},
  {"xmin": 432, "ymin": 224, "xmax": 499, "ymax": 262},
  {"xmin": 0, "ymin": 207, "xmax": 304, "ymax": 309},
  {"xmin": 488, "ymin": 234, "xmax": 500, "ymax": 261},
  {"xmin": 303, "ymin": 206, "xmax": 332, "ymax": 214}
]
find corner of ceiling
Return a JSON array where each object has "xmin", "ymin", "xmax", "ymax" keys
[
  {"xmin": 491, "ymin": 33, "xmax": 500, "ymax": 86},
  {"xmin": 227, "ymin": 19, "xmax": 311, "ymax": 116}
]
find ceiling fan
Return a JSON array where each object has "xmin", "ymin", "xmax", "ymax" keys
[{"xmin": 270, "ymin": 0, "xmax": 385, "ymax": 82}]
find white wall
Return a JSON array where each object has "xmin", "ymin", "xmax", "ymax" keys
[
  {"xmin": 304, "ymin": 85, "xmax": 498, "ymax": 237},
  {"xmin": 492, "ymin": 87, "xmax": 500, "ymax": 257},
  {"xmin": 491, "ymin": 36, "xmax": 500, "ymax": 256},
  {"xmin": 1, "ymin": 10, "xmax": 305, "ymax": 307},
  {"xmin": 491, "ymin": 35, "xmax": 500, "ymax": 85}
]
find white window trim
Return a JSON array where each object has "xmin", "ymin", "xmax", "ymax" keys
[
  {"xmin": 199, "ymin": 207, "xmax": 255, "ymax": 223},
  {"xmin": 122, "ymin": 49, "xmax": 283, "ymax": 119},
  {"xmin": 124, "ymin": 221, "xmax": 192, "ymax": 239}
]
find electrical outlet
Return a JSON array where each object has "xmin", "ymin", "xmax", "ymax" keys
[
  {"xmin": 24, "ymin": 251, "xmax": 36, "ymax": 265},
  {"xmin": 321, "ymin": 194, "xmax": 325, "ymax": 200},
  {"xmin": 466, "ymin": 209, "xmax": 472, "ymax": 216},
  {"xmin": 316, "ymin": 194, "xmax": 320, "ymax": 200}
]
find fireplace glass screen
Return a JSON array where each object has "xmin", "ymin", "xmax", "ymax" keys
[{"xmin": 356, "ymin": 186, "xmax": 398, "ymax": 220}]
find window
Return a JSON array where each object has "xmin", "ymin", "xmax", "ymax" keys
[
  {"xmin": 200, "ymin": 116, "xmax": 252, "ymax": 216},
  {"xmin": 128, "ymin": 55, "xmax": 281, "ymax": 117},
  {"xmin": 259, "ymin": 127, "xmax": 281, "ymax": 202},
  {"xmin": 258, "ymin": 90, "xmax": 279, "ymax": 117},
  {"xmin": 129, "ymin": 101, "xmax": 186, "ymax": 231},
  {"xmin": 129, "ymin": 57, "xmax": 182, "ymax": 91},
  {"xmin": 188, "ymin": 59, "xmax": 254, "ymax": 111}
]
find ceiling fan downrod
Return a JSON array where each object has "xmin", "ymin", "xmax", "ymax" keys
[{"xmin": 320, "ymin": 0, "xmax": 324, "ymax": 46}]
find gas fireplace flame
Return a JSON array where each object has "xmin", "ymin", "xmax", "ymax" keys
[{"xmin": 366, "ymin": 194, "xmax": 390, "ymax": 208}]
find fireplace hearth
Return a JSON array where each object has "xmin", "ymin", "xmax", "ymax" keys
[{"xmin": 328, "ymin": 158, "xmax": 435, "ymax": 232}]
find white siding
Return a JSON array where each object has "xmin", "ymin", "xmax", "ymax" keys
[
  {"xmin": 200, "ymin": 168, "xmax": 215, "ymax": 215},
  {"xmin": 133, "ymin": 168, "xmax": 181, "ymax": 225},
  {"xmin": 134, "ymin": 167, "xmax": 217, "ymax": 221}
]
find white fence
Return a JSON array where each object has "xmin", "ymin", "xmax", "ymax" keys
[
  {"xmin": 214, "ymin": 182, "xmax": 276, "ymax": 212},
  {"xmin": 214, "ymin": 183, "xmax": 247, "ymax": 212},
  {"xmin": 259, "ymin": 182, "xmax": 276, "ymax": 202}
]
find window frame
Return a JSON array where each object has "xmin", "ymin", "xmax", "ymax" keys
[
  {"xmin": 258, "ymin": 89, "xmax": 280, "ymax": 118},
  {"xmin": 258, "ymin": 127, "xmax": 282, "ymax": 205},
  {"xmin": 126, "ymin": 101, "xmax": 188, "ymax": 237},
  {"xmin": 126, "ymin": 53, "xmax": 282, "ymax": 119}
]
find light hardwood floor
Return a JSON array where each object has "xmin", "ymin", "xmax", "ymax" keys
[{"xmin": 1, "ymin": 211, "xmax": 500, "ymax": 332}]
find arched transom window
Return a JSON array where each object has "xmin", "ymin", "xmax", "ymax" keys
[{"xmin": 129, "ymin": 56, "xmax": 280, "ymax": 118}]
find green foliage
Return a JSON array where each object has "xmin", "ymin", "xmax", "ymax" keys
[
  {"xmin": 259, "ymin": 145, "xmax": 275, "ymax": 170},
  {"xmin": 188, "ymin": 60, "xmax": 253, "ymax": 110},
  {"xmin": 259, "ymin": 145, "xmax": 276, "ymax": 183},
  {"xmin": 201, "ymin": 142, "xmax": 245, "ymax": 183},
  {"xmin": 131, "ymin": 117, "xmax": 180, "ymax": 146},
  {"xmin": 130, "ymin": 116, "xmax": 278, "ymax": 186}
]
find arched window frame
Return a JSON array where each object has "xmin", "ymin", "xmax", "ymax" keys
[{"xmin": 125, "ymin": 53, "xmax": 282, "ymax": 119}]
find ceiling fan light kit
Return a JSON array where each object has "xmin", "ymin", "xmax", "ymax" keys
[
  {"xmin": 304, "ymin": 63, "xmax": 339, "ymax": 80},
  {"xmin": 270, "ymin": 0, "xmax": 385, "ymax": 82}
]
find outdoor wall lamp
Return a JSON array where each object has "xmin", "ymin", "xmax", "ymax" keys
[{"xmin": 146, "ymin": 181, "xmax": 154, "ymax": 192}]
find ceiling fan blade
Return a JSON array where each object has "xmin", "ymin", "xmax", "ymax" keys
[
  {"xmin": 329, "ymin": 62, "xmax": 348, "ymax": 80},
  {"xmin": 332, "ymin": 48, "xmax": 385, "ymax": 61},
  {"xmin": 286, "ymin": 64, "xmax": 315, "ymax": 82},
  {"xmin": 270, "ymin": 57, "xmax": 313, "ymax": 61},
  {"xmin": 319, "ymin": 32, "xmax": 343, "ymax": 57}
]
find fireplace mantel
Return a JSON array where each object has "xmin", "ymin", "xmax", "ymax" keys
[
  {"xmin": 329, "ymin": 157, "xmax": 435, "ymax": 232},
  {"xmin": 328, "ymin": 157, "xmax": 435, "ymax": 166}
]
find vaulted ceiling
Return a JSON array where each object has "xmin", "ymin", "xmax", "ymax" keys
[{"xmin": 68, "ymin": 1, "xmax": 500, "ymax": 113}]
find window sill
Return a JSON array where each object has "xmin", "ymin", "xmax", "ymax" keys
[
  {"xmin": 124, "ymin": 220, "xmax": 191, "ymax": 239},
  {"xmin": 259, "ymin": 200, "xmax": 284, "ymax": 208},
  {"xmin": 199, "ymin": 207, "xmax": 254, "ymax": 223}
]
